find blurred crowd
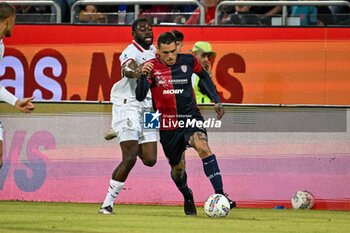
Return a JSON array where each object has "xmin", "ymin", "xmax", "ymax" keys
[{"xmin": 14, "ymin": 0, "xmax": 350, "ymax": 26}]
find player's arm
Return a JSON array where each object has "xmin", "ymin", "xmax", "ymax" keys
[
  {"xmin": 194, "ymin": 60, "xmax": 224, "ymax": 119},
  {"xmin": 197, "ymin": 77, "xmax": 213, "ymax": 100},
  {"xmin": 197, "ymin": 69, "xmax": 220, "ymax": 103},
  {"xmin": 122, "ymin": 59, "xmax": 142, "ymax": 79},
  {"xmin": 0, "ymin": 86, "xmax": 35, "ymax": 113},
  {"xmin": 192, "ymin": 55, "xmax": 220, "ymax": 103},
  {"xmin": 0, "ymin": 85, "xmax": 18, "ymax": 106},
  {"xmin": 123, "ymin": 60, "xmax": 154, "ymax": 80},
  {"xmin": 135, "ymin": 75, "xmax": 151, "ymax": 101},
  {"xmin": 135, "ymin": 61, "xmax": 154, "ymax": 101}
]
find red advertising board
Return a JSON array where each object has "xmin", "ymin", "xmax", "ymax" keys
[{"xmin": 1, "ymin": 25, "xmax": 350, "ymax": 104}]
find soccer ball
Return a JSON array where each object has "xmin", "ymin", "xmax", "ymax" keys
[
  {"xmin": 204, "ymin": 194, "xmax": 230, "ymax": 217},
  {"xmin": 291, "ymin": 190, "xmax": 315, "ymax": 209}
]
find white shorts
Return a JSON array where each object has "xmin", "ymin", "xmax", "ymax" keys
[
  {"xmin": 111, "ymin": 104, "xmax": 158, "ymax": 144},
  {"xmin": 0, "ymin": 121, "xmax": 3, "ymax": 141}
]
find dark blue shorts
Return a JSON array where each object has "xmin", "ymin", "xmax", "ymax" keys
[{"xmin": 159, "ymin": 116, "xmax": 207, "ymax": 166}]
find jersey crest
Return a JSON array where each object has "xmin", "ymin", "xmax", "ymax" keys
[
  {"xmin": 181, "ymin": 65, "xmax": 188, "ymax": 73},
  {"xmin": 155, "ymin": 75, "xmax": 168, "ymax": 87}
]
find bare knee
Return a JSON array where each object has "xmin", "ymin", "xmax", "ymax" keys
[
  {"xmin": 189, "ymin": 132, "xmax": 212, "ymax": 159},
  {"xmin": 120, "ymin": 142, "xmax": 138, "ymax": 169},
  {"xmin": 139, "ymin": 142, "xmax": 157, "ymax": 167},
  {"xmin": 142, "ymin": 156, "xmax": 157, "ymax": 167}
]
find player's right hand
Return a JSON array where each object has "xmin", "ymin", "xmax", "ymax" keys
[
  {"xmin": 15, "ymin": 96, "xmax": 35, "ymax": 113},
  {"xmin": 141, "ymin": 62, "xmax": 154, "ymax": 75}
]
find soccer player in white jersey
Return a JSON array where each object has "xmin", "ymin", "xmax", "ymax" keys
[
  {"xmin": 99, "ymin": 18, "xmax": 157, "ymax": 214},
  {"xmin": 0, "ymin": 3, "xmax": 35, "ymax": 169}
]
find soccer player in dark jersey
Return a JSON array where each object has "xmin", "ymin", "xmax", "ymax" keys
[{"xmin": 135, "ymin": 32, "xmax": 236, "ymax": 215}]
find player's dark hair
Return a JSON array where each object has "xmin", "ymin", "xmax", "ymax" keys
[
  {"xmin": 171, "ymin": 29, "xmax": 184, "ymax": 42},
  {"xmin": 0, "ymin": 3, "xmax": 15, "ymax": 21},
  {"xmin": 132, "ymin": 18, "xmax": 151, "ymax": 32},
  {"xmin": 157, "ymin": 32, "xmax": 176, "ymax": 48}
]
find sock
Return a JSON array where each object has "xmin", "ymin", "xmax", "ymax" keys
[
  {"xmin": 171, "ymin": 171, "xmax": 191, "ymax": 198},
  {"xmin": 101, "ymin": 179, "xmax": 124, "ymax": 208},
  {"xmin": 202, "ymin": 154, "xmax": 224, "ymax": 194}
]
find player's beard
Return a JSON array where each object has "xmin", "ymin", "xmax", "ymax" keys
[{"xmin": 135, "ymin": 35, "xmax": 153, "ymax": 50}]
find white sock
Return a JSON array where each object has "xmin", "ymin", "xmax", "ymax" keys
[{"xmin": 101, "ymin": 179, "xmax": 124, "ymax": 208}]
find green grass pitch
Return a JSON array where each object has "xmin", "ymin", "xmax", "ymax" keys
[{"xmin": 0, "ymin": 201, "xmax": 349, "ymax": 233}]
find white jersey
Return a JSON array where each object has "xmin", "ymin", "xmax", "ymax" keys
[
  {"xmin": 0, "ymin": 39, "xmax": 17, "ymax": 105},
  {"xmin": 0, "ymin": 39, "xmax": 4, "ymax": 60},
  {"xmin": 110, "ymin": 40, "xmax": 156, "ymax": 107}
]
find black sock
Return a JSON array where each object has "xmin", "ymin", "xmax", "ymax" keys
[
  {"xmin": 171, "ymin": 171, "xmax": 191, "ymax": 198},
  {"xmin": 202, "ymin": 154, "xmax": 223, "ymax": 194}
]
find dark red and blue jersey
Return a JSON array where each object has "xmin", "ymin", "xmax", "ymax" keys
[{"xmin": 136, "ymin": 53, "xmax": 220, "ymax": 130}]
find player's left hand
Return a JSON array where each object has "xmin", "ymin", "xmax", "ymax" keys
[
  {"xmin": 215, "ymin": 103, "xmax": 225, "ymax": 120},
  {"xmin": 15, "ymin": 96, "xmax": 35, "ymax": 113}
]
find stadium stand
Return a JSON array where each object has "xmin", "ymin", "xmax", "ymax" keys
[{"xmin": 5, "ymin": 0, "xmax": 62, "ymax": 23}]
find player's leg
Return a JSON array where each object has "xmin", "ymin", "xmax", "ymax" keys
[
  {"xmin": 137, "ymin": 131, "xmax": 158, "ymax": 167},
  {"xmin": 100, "ymin": 134, "xmax": 157, "ymax": 214},
  {"xmin": 100, "ymin": 105, "xmax": 141, "ymax": 214},
  {"xmin": 188, "ymin": 131, "xmax": 236, "ymax": 208},
  {"xmin": 112, "ymin": 140, "xmax": 139, "ymax": 181},
  {"xmin": 188, "ymin": 131, "xmax": 223, "ymax": 193},
  {"xmin": 170, "ymin": 153, "xmax": 197, "ymax": 215},
  {"xmin": 137, "ymin": 142, "xmax": 157, "ymax": 167},
  {"xmin": 160, "ymin": 129, "xmax": 197, "ymax": 215},
  {"xmin": 99, "ymin": 138, "xmax": 139, "ymax": 214}
]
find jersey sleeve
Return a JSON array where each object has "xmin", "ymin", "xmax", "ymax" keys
[
  {"xmin": 119, "ymin": 46, "xmax": 137, "ymax": 67},
  {"xmin": 0, "ymin": 85, "xmax": 18, "ymax": 106},
  {"xmin": 147, "ymin": 60, "xmax": 156, "ymax": 84},
  {"xmin": 192, "ymin": 55, "xmax": 203, "ymax": 75},
  {"xmin": 135, "ymin": 75, "xmax": 151, "ymax": 101}
]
